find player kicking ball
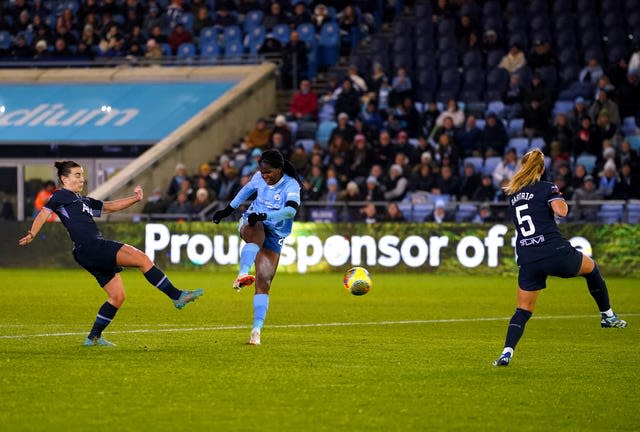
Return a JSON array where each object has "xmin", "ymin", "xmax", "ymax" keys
[
  {"xmin": 493, "ymin": 149, "xmax": 626, "ymax": 367},
  {"xmin": 212, "ymin": 150, "xmax": 302, "ymax": 345},
  {"xmin": 19, "ymin": 161, "xmax": 204, "ymax": 347}
]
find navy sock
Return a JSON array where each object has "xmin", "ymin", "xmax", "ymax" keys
[
  {"xmin": 584, "ymin": 265, "xmax": 611, "ymax": 312},
  {"xmin": 88, "ymin": 302, "xmax": 118, "ymax": 339},
  {"xmin": 144, "ymin": 266, "xmax": 182, "ymax": 300},
  {"xmin": 504, "ymin": 308, "xmax": 532, "ymax": 350}
]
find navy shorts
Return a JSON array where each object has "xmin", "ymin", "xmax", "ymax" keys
[
  {"xmin": 238, "ymin": 217, "xmax": 285, "ymax": 254},
  {"xmin": 72, "ymin": 239, "xmax": 124, "ymax": 287},
  {"xmin": 518, "ymin": 243, "xmax": 583, "ymax": 291}
]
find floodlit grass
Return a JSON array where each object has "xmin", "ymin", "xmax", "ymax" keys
[{"xmin": 0, "ymin": 269, "xmax": 638, "ymax": 431}]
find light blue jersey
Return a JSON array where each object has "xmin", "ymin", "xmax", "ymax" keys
[{"xmin": 230, "ymin": 171, "xmax": 301, "ymax": 238}]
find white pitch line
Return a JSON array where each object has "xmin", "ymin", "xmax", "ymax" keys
[{"xmin": 0, "ymin": 313, "xmax": 637, "ymax": 340}]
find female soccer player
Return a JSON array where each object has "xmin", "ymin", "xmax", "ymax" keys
[
  {"xmin": 493, "ymin": 149, "xmax": 626, "ymax": 367},
  {"xmin": 212, "ymin": 149, "xmax": 301, "ymax": 345},
  {"xmin": 18, "ymin": 161, "xmax": 204, "ymax": 347}
]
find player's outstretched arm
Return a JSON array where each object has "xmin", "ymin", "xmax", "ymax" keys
[
  {"xmin": 551, "ymin": 199, "xmax": 568, "ymax": 218},
  {"xmin": 18, "ymin": 208, "xmax": 52, "ymax": 246},
  {"xmin": 102, "ymin": 186, "xmax": 144, "ymax": 214}
]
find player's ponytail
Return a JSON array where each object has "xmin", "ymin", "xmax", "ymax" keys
[
  {"xmin": 503, "ymin": 149, "xmax": 545, "ymax": 195},
  {"xmin": 259, "ymin": 149, "xmax": 303, "ymax": 187},
  {"xmin": 54, "ymin": 161, "xmax": 80, "ymax": 181}
]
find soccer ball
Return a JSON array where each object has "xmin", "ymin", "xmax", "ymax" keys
[{"xmin": 343, "ymin": 266, "xmax": 372, "ymax": 296}]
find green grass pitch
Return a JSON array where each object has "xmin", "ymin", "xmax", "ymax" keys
[{"xmin": 0, "ymin": 268, "xmax": 638, "ymax": 431}]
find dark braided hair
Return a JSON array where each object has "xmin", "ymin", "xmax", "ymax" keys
[
  {"xmin": 54, "ymin": 161, "xmax": 80, "ymax": 182},
  {"xmin": 259, "ymin": 149, "xmax": 302, "ymax": 186}
]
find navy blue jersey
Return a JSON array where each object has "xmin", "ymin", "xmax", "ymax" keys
[
  {"xmin": 44, "ymin": 188, "xmax": 104, "ymax": 246},
  {"xmin": 508, "ymin": 181, "xmax": 566, "ymax": 265}
]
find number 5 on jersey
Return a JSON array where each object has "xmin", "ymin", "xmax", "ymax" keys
[{"xmin": 516, "ymin": 204, "xmax": 536, "ymax": 236}]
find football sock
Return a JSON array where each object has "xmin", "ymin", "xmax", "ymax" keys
[
  {"xmin": 584, "ymin": 264, "xmax": 611, "ymax": 312},
  {"xmin": 144, "ymin": 266, "xmax": 182, "ymax": 300},
  {"xmin": 239, "ymin": 243, "xmax": 260, "ymax": 275},
  {"xmin": 253, "ymin": 294, "xmax": 269, "ymax": 330},
  {"xmin": 601, "ymin": 308, "xmax": 614, "ymax": 318},
  {"xmin": 88, "ymin": 301, "xmax": 118, "ymax": 339},
  {"xmin": 504, "ymin": 308, "xmax": 532, "ymax": 350}
]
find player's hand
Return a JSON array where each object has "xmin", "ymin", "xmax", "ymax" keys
[
  {"xmin": 18, "ymin": 231, "xmax": 34, "ymax": 246},
  {"xmin": 133, "ymin": 186, "xmax": 143, "ymax": 201},
  {"xmin": 212, "ymin": 205, "xmax": 234, "ymax": 224},
  {"xmin": 247, "ymin": 212, "xmax": 267, "ymax": 226}
]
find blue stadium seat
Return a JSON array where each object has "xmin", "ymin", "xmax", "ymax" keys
[
  {"xmin": 161, "ymin": 43, "xmax": 172, "ymax": 57},
  {"xmin": 315, "ymin": 120, "xmax": 337, "ymax": 146},
  {"xmin": 318, "ymin": 21, "xmax": 340, "ymax": 67},
  {"xmin": 627, "ymin": 202, "xmax": 640, "ymax": 223},
  {"xmin": 460, "ymin": 68, "xmax": 485, "ymax": 102},
  {"xmin": 199, "ymin": 26, "xmax": 217, "ymax": 43},
  {"xmin": 455, "ymin": 203, "xmax": 478, "ymax": 222},
  {"xmin": 295, "ymin": 138, "xmax": 315, "ymax": 153},
  {"xmin": 508, "ymin": 118, "xmax": 524, "ymax": 137},
  {"xmin": 463, "ymin": 156, "xmax": 484, "ymax": 174},
  {"xmin": 575, "ymin": 154, "xmax": 597, "ymax": 174},
  {"xmin": 177, "ymin": 42, "xmax": 196, "ymax": 59},
  {"xmin": 621, "ymin": 117, "xmax": 638, "ymax": 137},
  {"xmin": 199, "ymin": 41, "xmax": 220, "ymax": 58},
  {"xmin": 398, "ymin": 202, "xmax": 413, "ymax": 221},
  {"xmin": 0, "ymin": 30, "xmax": 10, "ymax": 50},
  {"xmin": 483, "ymin": 156, "xmax": 502, "ymax": 176},
  {"xmin": 530, "ymin": 137, "xmax": 545, "ymax": 151},
  {"xmin": 486, "ymin": 49, "xmax": 505, "ymax": 69},
  {"xmin": 393, "ymin": 34, "xmax": 412, "ymax": 53},
  {"xmin": 245, "ymin": 25, "xmax": 265, "ymax": 54},
  {"xmin": 627, "ymin": 135, "xmax": 640, "ymax": 152},
  {"xmin": 438, "ymin": 50, "xmax": 458, "ymax": 70},
  {"xmin": 223, "ymin": 25, "xmax": 242, "ymax": 44},
  {"xmin": 597, "ymin": 203, "xmax": 624, "ymax": 223},
  {"xmin": 553, "ymin": 100, "xmax": 574, "ymax": 117},
  {"xmin": 437, "ymin": 18, "xmax": 456, "ymax": 36},
  {"xmin": 415, "ymin": 1, "xmax": 432, "ymax": 18},
  {"xmin": 412, "ymin": 203, "xmax": 434, "ymax": 222},
  {"xmin": 437, "ymin": 68, "xmax": 461, "ymax": 102},
  {"xmin": 437, "ymin": 34, "xmax": 458, "ymax": 51},
  {"xmin": 487, "ymin": 100, "xmax": 505, "ymax": 118},
  {"xmin": 462, "ymin": 51, "xmax": 483, "ymax": 69},
  {"xmin": 271, "ymin": 23, "xmax": 291, "ymax": 45},
  {"xmin": 509, "ymin": 137, "xmax": 530, "ymax": 157},
  {"xmin": 297, "ymin": 23, "xmax": 315, "ymax": 43},
  {"xmin": 224, "ymin": 40, "xmax": 244, "ymax": 58},
  {"xmin": 393, "ymin": 52, "xmax": 413, "ymax": 70},
  {"xmin": 179, "ymin": 12, "xmax": 194, "ymax": 32},
  {"xmin": 243, "ymin": 9, "xmax": 264, "ymax": 32}
]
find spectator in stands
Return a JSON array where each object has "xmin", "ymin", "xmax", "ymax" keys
[
  {"xmin": 363, "ymin": 175, "xmax": 384, "ymax": 201},
  {"xmin": 527, "ymin": 39, "xmax": 555, "ymax": 72},
  {"xmin": 33, "ymin": 180, "xmax": 58, "ymax": 221},
  {"xmin": 290, "ymin": 2, "xmax": 312, "ymax": 27},
  {"xmin": 376, "ymin": 76, "xmax": 392, "ymax": 114},
  {"xmin": 456, "ymin": 115, "xmax": 482, "ymax": 158},
  {"xmin": 270, "ymin": 115, "xmax": 292, "ymax": 153},
  {"xmin": 290, "ymin": 143, "xmax": 310, "ymax": 173},
  {"xmin": 390, "ymin": 67, "xmax": 413, "ymax": 108},
  {"xmin": 573, "ymin": 115, "xmax": 598, "ymax": 157},
  {"xmin": 425, "ymin": 199, "xmax": 454, "ymax": 223},
  {"xmin": 166, "ymin": 190, "xmax": 194, "ymax": 214},
  {"xmin": 613, "ymin": 162, "xmax": 640, "ymax": 199},
  {"xmin": 472, "ymin": 174, "xmax": 496, "ymax": 202},
  {"xmin": 167, "ymin": 163, "xmax": 188, "ymax": 198},
  {"xmin": 80, "ymin": 23, "xmax": 100, "ymax": 49},
  {"xmin": 472, "ymin": 203, "xmax": 496, "ymax": 224},
  {"xmin": 10, "ymin": 33, "xmax": 32, "ymax": 59},
  {"xmin": 548, "ymin": 113, "xmax": 573, "ymax": 161},
  {"xmin": 359, "ymin": 100, "xmax": 384, "ymax": 133},
  {"xmin": 330, "ymin": 112, "xmax": 356, "ymax": 144},
  {"xmin": 617, "ymin": 69, "xmax": 640, "ymax": 122},
  {"xmin": 346, "ymin": 64, "xmax": 367, "ymax": 94},
  {"xmin": 358, "ymin": 203, "xmax": 380, "ymax": 224},
  {"xmin": 579, "ymin": 57, "xmax": 604, "ymax": 88},
  {"xmin": 383, "ymin": 164, "xmax": 408, "ymax": 201},
  {"xmin": 334, "ymin": 80, "xmax": 361, "ymax": 120},
  {"xmin": 411, "ymin": 162, "xmax": 437, "ymax": 193},
  {"xmin": 143, "ymin": 4, "xmax": 168, "ymax": 36},
  {"xmin": 589, "ymin": 89, "xmax": 620, "ymax": 127},
  {"xmin": 324, "ymin": 176, "xmax": 339, "ymax": 204},
  {"xmin": 568, "ymin": 97, "xmax": 589, "ymax": 131},
  {"xmin": 435, "ymin": 98, "xmax": 465, "ymax": 129},
  {"xmin": 499, "ymin": 42, "xmax": 526, "ymax": 74},
  {"xmin": 421, "ymin": 102, "xmax": 441, "ymax": 137},
  {"xmin": 524, "ymin": 73, "xmax": 552, "ymax": 116},
  {"xmin": 481, "ymin": 112, "xmax": 508, "ymax": 157},
  {"xmin": 213, "ymin": 5, "xmax": 238, "ymax": 28},
  {"xmin": 456, "ymin": 12, "xmax": 479, "ymax": 52},
  {"xmin": 52, "ymin": 38, "xmax": 73, "ymax": 58},
  {"xmin": 433, "ymin": 165, "xmax": 460, "ymax": 197},
  {"xmin": 168, "ymin": 22, "xmax": 192, "ymax": 55},
  {"xmin": 430, "ymin": 114, "xmax": 457, "ymax": 144},
  {"xmin": 571, "ymin": 164, "xmax": 588, "ymax": 189},
  {"xmin": 492, "ymin": 148, "xmax": 518, "ymax": 188},
  {"xmin": 502, "ymin": 74, "xmax": 525, "ymax": 120},
  {"xmin": 142, "ymin": 188, "xmax": 169, "ymax": 214},
  {"xmin": 592, "ymin": 110, "xmax": 618, "ymax": 145},
  {"xmin": 217, "ymin": 163, "xmax": 241, "ymax": 201},
  {"xmin": 166, "ymin": 0, "xmax": 185, "ymax": 30},
  {"xmin": 597, "ymin": 160, "xmax": 618, "ymax": 199},
  {"xmin": 523, "ymin": 98, "xmax": 549, "ymax": 138},
  {"xmin": 245, "ymin": 118, "xmax": 271, "ymax": 150},
  {"xmin": 572, "ymin": 175, "xmax": 602, "ymax": 221},
  {"xmin": 302, "ymin": 164, "xmax": 324, "ymax": 201},
  {"xmin": 149, "ymin": 24, "xmax": 169, "ymax": 44},
  {"xmin": 191, "ymin": 187, "xmax": 212, "ymax": 213},
  {"xmin": 288, "ymin": 79, "xmax": 318, "ymax": 121},
  {"xmin": 312, "ymin": 3, "xmax": 331, "ymax": 31},
  {"xmin": 368, "ymin": 62, "xmax": 388, "ymax": 96},
  {"xmin": 337, "ymin": 5, "xmax": 359, "ymax": 56},
  {"xmin": 263, "ymin": 1, "xmax": 289, "ymax": 30},
  {"xmin": 339, "ymin": 179, "xmax": 363, "ymax": 204},
  {"xmin": 54, "ymin": 20, "xmax": 77, "ymax": 47},
  {"xmin": 383, "ymin": 201, "xmax": 406, "ymax": 222},
  {"xmin": 371, "ymin": 130, "xmax": 395, "ymax": 169},
  {"xmin": 616, "ymin": 139, "xmax": 639, "ymax": 170},
  {"xmin": 32, "ymin": 39, "xmax": 50, "ymax": 60},
  {"xmin": 258, "ymin": 35, "xmax": 282, "ymax": 55},
  {"xmin": 193, "ymin": 6, "xmax": 214, "ymax": 35},
  {"xmin": 432, "ymin": 0, "xmax": 455, "ymax": 24},
  {"xmin": 458, "ymin": 162, "xmax": 481, "ymax": 201},
  {"xmin": 394, "ymin": 131, "xmax": 418, "ymax": 165},
  {"xmin": 145, "ymin": 38, "xmax": 163, "ymax": 60},
  {"xmin": 281, "ymin": 30, "xmax": 309, "ymax": 89},
  {"xmin": 348, "ymin": 134, "xmax": 373, "ymax": 182}
]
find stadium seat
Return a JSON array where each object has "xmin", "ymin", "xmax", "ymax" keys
[
  {"xmin": 245, "ymin": 25, "xmax": 265, "ymax": 54},
  {"xmin": 179, "ymin": 12, "xmax": 194, "ymax": 32},
  {"xmin": 412, "ymin": 203, "xmax": 434, "ymax": 222},
  {"xmin": 161, "ymin": 43, "xmax": 172, "ymax": 57},
  {"xmin": 486, "ymin": 49, "xmax": 505, "ymax": 69},
  {"xmin": 486, "ymin": 100, "xmax": 505, "ymax": 118},
  {"xmin": 0, "ymin": 31, "xmax": 10, "ymax": 50},
  {"xmin": 393, "ymin": 52, "xmax": 413, "ymax": 70},
  {"xmin": 315, "ymin": 120, "xmax": 337, "ymax": 146},
  {"xmin": 575, "ymin": 154, "xmax": 597, "ymax": 174},
  {"xmin": 530, "ymin": 137, "xmax": 545, "ymax": 152},
  {"xmin": 438, "ymin": 50, "xmax": 458, "ymax": 70},
  {"xmin": 199, "ymin": 41, "xmax": 220, "ymax": 58},
  {"xmin": 243, "ymin": 9, "xmax": 264, "ymax": 32},
  {"xmin": 475, "ymin": 119, "xmax": 486, "ymax": 129},
  {"xmin": 621, "ymin": 117, "xmax": 639, "ymax": 137},
  {"xmin": 462, "ymin": 51, "xmax": 483, "ymax": 69},
  {"xmin": 627, "ymin": 202, "xmax": 640, "ymax": 223},
  {"xmin": 222, "ymin": 25, "xmax": 242, "ymax": 44},
  {"xmin": 318, "ymin": 21, "xmax": 340, "ymax": 67},
  {"xmin": 176, "ymin": 42, "xmax": 196, "ymax": 59},
  {"xmin": 287, "ymin": 121, "xmax": 299, "ymax": 139},
  {"xmin": 483, "ymin": 156, "xmax": 502, "ymax": 176},
  {"xmin": 398, "ymin": 202, "xmax": 413, "ymax": 221},
  {"xmin": 297, "ymin": 23, "xmax": 315, "ymax": 44},
  {"xmin": 627, "ymin": 135, "xmax": 640, "ymax": 152},
  {"xmin": 455, "ymin": 203, "xmax": 478, "ymax": 222},
  {"xmin": 597, "ymin": 203, "xmax": 624, "ymax": 223},
  {"xmin": 507, "ymin": 118, "xmax": 524, "ymax": 137},
  {"xmin": 224, "ymin": 40, "xmax": 244, "ymax": 58},
  {"xmin": 199, "ymin": 26, "xmax": 217, "ymax": 43},
  {"xmin": 463, "ymin": 157, "xmax": 484, "ymax": 174},
  {"xmin": 295, "ymin": 139, "xmax": 315, "ymax": 153},
  {"xmin": 271, "ymin": 23, "xmax": 291, "ymax": 45},
  {"xmin": 460, "ymin": 68, "xmax": 485, "ymax": 102},
  {"xmin": 552, "ymin": 100, "xmax": 574, "ymax": 117},
  {"xmin": 508, "ymin": 137, "xmax": 530, "ymax": 157}
]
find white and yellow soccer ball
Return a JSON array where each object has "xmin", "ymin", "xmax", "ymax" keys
[{"xmin": 342, "ymin": 266, "xmax": 372, "ymax": 296}]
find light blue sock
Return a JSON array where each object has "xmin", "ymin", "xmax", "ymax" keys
[
  {"xmin": 239, "ymin": 243, "xmax": 260, "ymax": 275},
  {"xmin": 253, "ymin": 294, "xmax": 269, "ymax": 329}
]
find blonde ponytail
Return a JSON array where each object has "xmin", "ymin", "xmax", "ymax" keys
[{"xmin": 503, "ymin": 149, "xmax": 545, "ymax": 195}]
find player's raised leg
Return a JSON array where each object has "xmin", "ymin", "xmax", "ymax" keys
[
  {"xmin": 248, "ymin": 249, "xmax": 279, "ymax": 345},
  {"xmin": 234, "ymin": 224, "xmax": 265, "ymax": 291},
  {"xmin": 84, "ymin": 274, "xmax": 125, "ymax": 347},
  {"xmin": 493, "ymin": 288, "xmax": 538, "ymax": 366},
  {"xmin": 577, "ymin": 254, "xmax": 627, "ymax": 328},
  {"xmin": 116, "ymin": 244, "xmax": 203, "ymax": 309}
]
